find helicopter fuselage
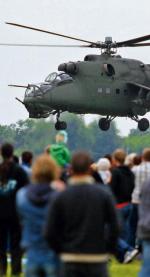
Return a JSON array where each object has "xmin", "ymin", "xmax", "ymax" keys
[{"xmin": 24, "ymin": 54, "xmax": 150, "ymax": 119}]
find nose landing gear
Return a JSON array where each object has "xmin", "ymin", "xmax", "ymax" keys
[
  {"xmin": 54, "ymin": 111, "xmax": 67, "ymax": 130},
  {"xmin": 55, "ymin": 121, "xmax": 67, "ymax": 130}
]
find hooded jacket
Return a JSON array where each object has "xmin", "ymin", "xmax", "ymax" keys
[
  {"xmin": 50, "ymin": 142, "xmax": 71, "ymax": 167},
  {"xmin": 16, "ymin": 184, "xmax": 58, "ymax": 265}
]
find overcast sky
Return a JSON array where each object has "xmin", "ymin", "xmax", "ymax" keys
[{"xmin": 0, "ymin": 0, "xmax": 150, "ymax": 136}]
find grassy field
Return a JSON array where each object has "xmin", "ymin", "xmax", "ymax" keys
[
  {"xmin": 110, "ymin": 259, "xmax": 141, "ymax": 276},
  {"xmin": 6, "ymin": 259, "xmax": 141, "ymax": 276}
]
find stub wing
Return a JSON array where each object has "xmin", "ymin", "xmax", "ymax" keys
[{"xmin": 127, "ymin": 81, "xmax": 150, "ymax": 91}]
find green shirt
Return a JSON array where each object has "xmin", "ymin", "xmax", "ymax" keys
[{"xmin": 50, "ymin": 143, "xmax": 71, "ymax": 167}]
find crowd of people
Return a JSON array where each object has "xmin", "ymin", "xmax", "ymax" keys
[{"xmin": 0, "ymin": 130, "xmax": 150, "ymax": 276}]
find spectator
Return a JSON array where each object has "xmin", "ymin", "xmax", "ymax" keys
[
  {"xmin": 90, "ymin": 162, "xmax": 104, "ymax": 184},
  {"xmin": 97, "ymin": 158, "xmax": 111, "ymax": 184},
  {"xmin": 45, "ymin": 151, "xmax": 119, "ymax": 277},
  {"xmin": 104, "ymin": 154, "xmax": 113, "ymax": 169},
  {"xmin": 125, "ymin": 153, "xmax": 137, "ymax": 169},
  {"xmin": 133, "ymin": 155, "xmax": 142, "ymax": 167},
  {"xmin": 21, "ymin": 151, "xmax": 33, "ymax": 177},
  {"xmin": 49, "ymin": 131, "xmax": 71, "ymax": 168},
  {"xmin": 138, "ymin": 179, "xmax": 150, "ymax": 277},
  {"xmin": 110, "ymin": 149, "xmax": 137, "ymax": 263},
  {"xmin": 16, "ymin": 154, "xmax": 60, "ymax": 277},
  {"xmin": 0, "ymin": 143, "xmax": 28, "ymax": 276},
  {"xmin": 132, "ymin": 148, "xmax": 150, "ymax": 206},
  {"xmin": 129, "ymin": 148, "xmax": 150, "ymax": 249},
  {"xmin": 13, "ymin": 155, "xmax": 19, "ymax": 164}
]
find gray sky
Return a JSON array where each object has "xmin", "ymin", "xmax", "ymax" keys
[{"xmin": 0, "ymin": 0, "xmax": 150, "ymax": 136}]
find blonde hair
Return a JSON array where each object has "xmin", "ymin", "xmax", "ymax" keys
[{"xmin": 32, "ymin": 154, "xmax": 59, "ymax": 184}]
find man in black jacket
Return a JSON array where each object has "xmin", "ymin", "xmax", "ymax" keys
[
  {"xmin": 45, "ymin": 151, "xmax": 119, "ymax": 277},
  {"xmin": 110, "ymin": 149, "xmax": 137, "ymax": 263},
  {"xmin": 110, "ymin": 149, "xmax": 135, "ymax": 207},
  {"xmin": 0, "ymin": 143, "xmax": 28, "ymax": 276}
]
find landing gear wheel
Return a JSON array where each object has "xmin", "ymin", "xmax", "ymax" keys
[
  {"xmin": 98, "ymin": 118, "xmax": 110, "ymax": 131},
  {"xmin": 138, "ymin": 118, "xmax": 149, "ymax": 131},
  {"xmin": 55, "ymin": 121, "xmax": 67, "ymax": 130}
]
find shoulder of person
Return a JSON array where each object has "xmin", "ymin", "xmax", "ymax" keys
[
  {"xmin": 111, "ymin": 167, "xmax": 122, "ymax": 176},
  {"xmin": 16, "ymin": 186, "xmax": 28, "ymax": 207}
]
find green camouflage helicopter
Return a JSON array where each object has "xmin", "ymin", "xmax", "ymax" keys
[{"xmin": 4, "ymin": 22, "xmax": 150, "ymax": 131}]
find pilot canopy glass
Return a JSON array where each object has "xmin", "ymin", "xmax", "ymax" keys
[{"xmin": 45, "ymin": 72, "xmax": 72, "ymax": 84}]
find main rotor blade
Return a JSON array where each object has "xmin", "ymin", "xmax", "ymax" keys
[
  {"xmin": 127, "ymin": 43, "xmax": 150, "ymax": 47},
  {"xmin": 6, "ymin": 22, "xmax": 95, "ymax": 45},
  {"xmin": 117, "ymin": 34, "xmax": 150, "ymax": 47},
  {"xmin": 0, "ymin": 43, "xmax": 89, "ymax": 47},
  {"xmin": 8, "ymin": 84, "xmax": 28, "ymax": 88}
]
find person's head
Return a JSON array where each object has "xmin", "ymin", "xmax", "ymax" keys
[
  {"xmin": 97, "ymin": 158, "xmax": 111, "ymax": 171},
  {"xmin": 22, "ymin": 151, "xmax": 33, "ymax": 166},
  {"xmin": 71, "ymin": 151, "xmax": 92, "ymax": 176},
  {"xmin": 124, "ymin": 153, "xmax": 137, "ymax": 168},
  {"xmin": 142, "ymin": 148, "xmax": 150, "ymax": 162},
  {"xmin": 1, "ymin": 143, "xmax": 14, "ymax": 160},
  {"xmin": 32, "ymin": 154, "xmax": 59, "ymax": 184},
  {"xmin": 13, "ymin": 155, "xmax": 19, "ymax": 164},
  {"xmin": 112, "ymin": 148, "xmax": 126, "ymax": 166},
  {"xmin": 133, "ymin": 155, "xmax": 142, "ymax": 166},
  {"xmin": 56, "ymin": 131, "xmax": 68, "ymax": 144},
  {"xmin": 104, "ymin": 154, "xmax": 112, "ymax": 164}
]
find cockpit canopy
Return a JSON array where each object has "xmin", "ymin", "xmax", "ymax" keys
[
  {"xmin": 45, "ymin": 72, "xmax": 72, "ymax": 83},
  {"xmin": 25, "ymin": 85, "xmax": 43, "ymax": 97},
  {"xmin": 25, "ymin": 72, "xmax": 73, "ymax": 98}
]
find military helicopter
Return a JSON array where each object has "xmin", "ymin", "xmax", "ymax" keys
[{"xmin": 4, "ymin": 22, "xmax": 150, "ymax": 131}]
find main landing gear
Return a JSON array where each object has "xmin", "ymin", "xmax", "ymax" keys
[
  {"xmin": 54, "ymin": 111, "xmax": 67, "ymax": 130},
  {"xmin": 98, "ymin": 116, "xmax": 116, "ymax": 131},
  {"xmin": 131, "ymin": 116, "xmax": 149, "ymax": 131}
]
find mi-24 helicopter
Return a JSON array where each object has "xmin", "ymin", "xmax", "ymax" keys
[{"xmin": 4, "ymin": 22, "xmax": 150, "ymax": 131}]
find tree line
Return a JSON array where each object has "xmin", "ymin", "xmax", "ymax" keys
[{"xmin": 0, "ymin": 113, "xmax": 149, "ymax": 160}]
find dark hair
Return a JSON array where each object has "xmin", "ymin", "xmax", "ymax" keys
[
  {"xmin": 22, "ymin": 151, "xmax": 33, "ymax": 165},
  {"xmin": 1, "ymin": 143, "xmax": 14, "ymax": 159},
  {"xmin": 133, "ymin": 155, "xmax": 142, "ymax": 166},
  {"xmin": 13, "ymin": 155, "xmax": 19, "ymax": 164},
  {"xmin": 0, "ymin": 161, "xmax": 11, "ymax": 185},
  {"xmin": 104, "ymin": 154, "xmax": 112, "ymax": 163},
  {"xmin": 71, "ymin": 151, "xmax": 92, "ymax": 174}
]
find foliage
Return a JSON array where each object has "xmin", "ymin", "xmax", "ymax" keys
[
  {"xmin": 1, "ymin": 113, "xmax": 150, "ymax": 158},
  {"xmin": 0, "ymin": 113, "xmax": 122, "ymax": 160},
  {"xmin": 123, "ymin": 128, "xmax": 150, "ymax": 154}
]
